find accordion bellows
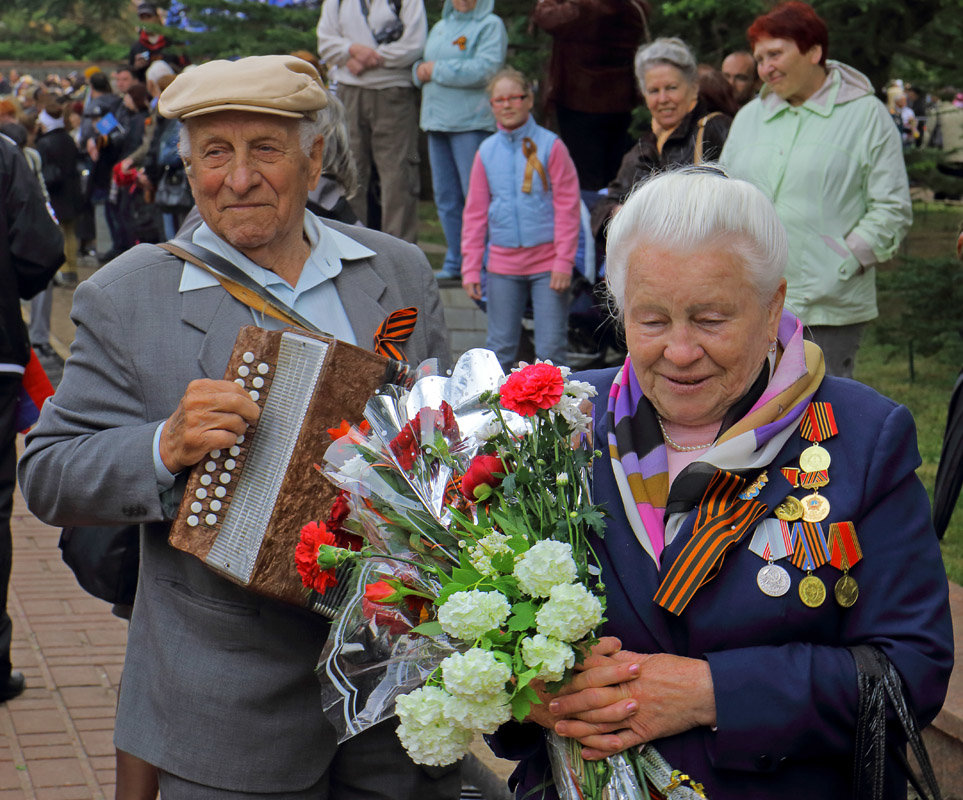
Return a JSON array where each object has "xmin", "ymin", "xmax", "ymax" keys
[{"xmin": 168, "ymin": 326, "xmax": 405, "ymax": 607}]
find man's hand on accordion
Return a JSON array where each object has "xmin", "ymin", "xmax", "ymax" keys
[{"xmin": 159, "ymin": 379, "xmax": 261, "ymax": 474}]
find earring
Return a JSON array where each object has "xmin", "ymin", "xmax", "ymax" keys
[{"xmin": 768, "ymin": 340, "xmax": 777, "ymax": 354}]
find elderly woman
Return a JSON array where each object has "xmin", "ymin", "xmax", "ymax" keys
[
  {"xmin": 491, "ymin": 167, "xmax": 953, "ymax": 798},
  {"xmin": 590, "ymin": 38, "xmax": 731, "ymax": 243}
]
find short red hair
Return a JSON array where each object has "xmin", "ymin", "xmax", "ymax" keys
[{"xmin": 747, "ymin": 2, "xmax": 828, "ymax": 66}]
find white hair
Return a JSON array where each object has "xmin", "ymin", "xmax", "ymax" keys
[
  {"xmin": 634, "ymin": 37, "xmax": 698, "ymax": 92},
  {"xmin": 604, "ymin": 165, "xmax": 788, "ymax": 320}
]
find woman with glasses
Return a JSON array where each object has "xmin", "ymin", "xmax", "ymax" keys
[{"xmin": 461, "ymin": 67, "xmax": 580, "ymax": 371}]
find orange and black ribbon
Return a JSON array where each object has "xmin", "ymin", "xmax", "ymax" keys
[
  {"xmin": 373, "ymin": 306, "xmax": 418, "ymax": 362},
  {"xmin": 799, "ymin": 402, "xmax": 838, "ymax": 442},
  {"xmin": 521, "ymin": 138, "xmax": 550, "ymax": 194},
  {"xmin": 827, "ymin": 521, "xmax": 862, "ymax": 570},
  {"xmin": 654, "ymin": 470, "xmax": 768, "ymax": 616},
  {"xmin": 789, "ymin": 521, "xmax": 829, "ymax": 571}
]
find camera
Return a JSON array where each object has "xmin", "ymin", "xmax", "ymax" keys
[{"xmin": 373, "ymin": 18, "xmax": 404, "ymax": 45}]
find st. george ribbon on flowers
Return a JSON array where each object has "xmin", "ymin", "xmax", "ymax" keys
[{"xmin": 296, "ymin": 350, "xmax": 710, "ymax": 800}]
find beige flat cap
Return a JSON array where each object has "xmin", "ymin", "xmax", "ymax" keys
[{"xmin": 159, "ymin": 55, "xmax": 328, "ymax": 120}]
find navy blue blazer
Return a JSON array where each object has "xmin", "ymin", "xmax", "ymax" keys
[{"xmin": 492, "ymin": 367, "xmax": 954, "ymax": 799}]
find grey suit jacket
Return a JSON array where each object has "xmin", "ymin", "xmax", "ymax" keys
[{"xmin": 18, "ymin": 219, "xmax": 451, "ymax": 792}]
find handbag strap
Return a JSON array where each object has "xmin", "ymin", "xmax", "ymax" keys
[
  {"xmin": 693, "ymin": 112, "xmax": 723, "ymax": 166},
  {"xmin": 849, "ymin": 645, "xmax": 942, "ymax": 800}
]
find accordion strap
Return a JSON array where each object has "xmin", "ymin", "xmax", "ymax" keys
[{"xmin": 158, "ymin": 240, "xmax": 321, "ymax": 333}]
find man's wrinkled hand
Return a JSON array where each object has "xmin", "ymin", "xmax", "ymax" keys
[{"xmin": 159, "ymin": 379, "xmax": 260, "ymax": 474}]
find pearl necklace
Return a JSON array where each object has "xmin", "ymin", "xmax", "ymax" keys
[{"xmin": 656, "ymin": 415, "xmax": 716, "ymax": 452}]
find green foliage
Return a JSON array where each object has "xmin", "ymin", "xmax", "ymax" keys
[
  {"xmin": 0, "ymin": 3, "xmax": 129, "ymax": 61},
  {"xmin": 904, "ymin": 148, "xmax": 963, "ymax": 200}
]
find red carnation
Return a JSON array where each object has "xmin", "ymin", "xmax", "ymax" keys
[
  {"xmin": 365, "ymin": 579, "xmax": 401, "ymax": 604},
  {"xmin": 295, "ymin": 521, "xmax": 339, "ymax": 594},
  {"xmin": 461, "ymin": 454, "xmax": 508, "ymax": 501},
  {"xmin": 500, "ymin": 363, "xmax": 564, "ymax": 416},
  {"xmin": 389, "ymin": 425, "xmax": 419, "ymax": 470}
]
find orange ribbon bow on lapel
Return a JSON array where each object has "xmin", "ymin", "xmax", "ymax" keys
[
  {"xmin": 521, "ymin": 138, "xmax": 550, "ymax": 194},
  {"xmin": 373, "ymin": 307, "xmax": 418, "ymax": 362}
]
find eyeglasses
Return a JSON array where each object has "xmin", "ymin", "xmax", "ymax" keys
[{"xmin": 490, "ymin": 94, "xmax": 528, "ymax": 107}]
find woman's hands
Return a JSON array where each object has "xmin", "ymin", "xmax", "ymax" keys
[{"xmin": 527, "ymin": 638, "xmax": 717, "ymax": 760}]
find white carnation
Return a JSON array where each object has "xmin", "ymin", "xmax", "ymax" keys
[
  {"xmin": 437, "ymin": 589, "xmax": 511, "ymax": 641},
  {"xmin": 395, "ymin": 686, "xmax": 474, "ymax": 766},
  {"xmin": 514, "ymin": 540, "xmax": 577, "ymax": 598},
  {"xmin": 441, "ymin": 648, "xmax": 512, "ymax": 698},
  {"xmin": 468, "ymin": 531, "xmax": 512, "ymax": 577},
  {"xmin": 521, "ymin": 634, "xmax": 576, "ymax": 682},
  {"xmin": 444, "ymin": 691, "xmax": 512, "ymax": 734},
  {"xmin": 535, "ymin": 582, "xmax": 603, "ymax": 642}
]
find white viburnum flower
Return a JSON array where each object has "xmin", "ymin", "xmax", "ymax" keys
[
  {"xmin": 437, "ymin": 589, "xmax": 511, "ymax": 641},
  {"xmin": 535, "ymin": 582, "xmax": 603, "ymax": 642},
  {"xmin": 468, "ymin": 531, "xmax": 513, "ymax": 577},
  {"xmin": 441, "ymin": 648, "xmax": 512, "ymax": 699},
  {"xmin": 396, "ymin": 686, "xmax": 473, "ymax": 766},
  {"xmin": 514, "ymin": 540, "xmax": 577, "ymax": 598},
  {"xmin": 521, "ymin": 634, "xmax": 576, "ymax": 682},
  {"xmin": 444, "ymin": 691, "xmax": 512, "ymax": 734}
]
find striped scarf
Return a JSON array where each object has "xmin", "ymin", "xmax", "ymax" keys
[{"xmin": 606, "ymin": 311, "xmax": 824, "ymax": 566}]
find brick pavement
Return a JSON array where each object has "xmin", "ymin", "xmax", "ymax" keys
[{"xmin": 3, "ymin": 483, "xmax": 126, "ymax": 800}]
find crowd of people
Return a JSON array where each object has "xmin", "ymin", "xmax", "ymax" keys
[{"xmin": 2, "ymin": 0, "xmax": 961, "ymax": 799}]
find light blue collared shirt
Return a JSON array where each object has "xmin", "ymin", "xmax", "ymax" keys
[{"xmin": 153, "ymin": 212, "xmax": 376, "ymax": 489}]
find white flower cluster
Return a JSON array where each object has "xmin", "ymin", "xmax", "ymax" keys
[
  {"xmin": 445, "ymin": 690, "xmax": 512, "ymax": 734},
  {"xmin": 468, "ymin": 531, "xmax": 512, "ymax": 577},
  {"xmin": 514, "ymin": 540, "xmax": 577, "ymax": 597},
  {"xmin": 549, "ymin": 367, "xmax": 597, "ymax": 436},
  {"xmin": 437, "ymin": 589, "xmax": 510, "ymax": 641},
  {"xmin": 521, "ymin": 633, "xmax": 576, "ymax": 681},
  {"xmin": 441, "ymin": 649, "xmax": 511, "ymax": 698},
  {"xmin": 535, "ymin": 582, "xmax": 603, "ymax": 642},
  {"xmin": 396, "ymin": 686, "xmax": 475, "ymax": 766}
]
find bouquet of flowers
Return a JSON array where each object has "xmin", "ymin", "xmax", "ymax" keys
[{"xmin": 294, "ymin": 350, "xmax": 708, "ymax": 800}]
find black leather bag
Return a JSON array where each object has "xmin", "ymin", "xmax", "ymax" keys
[
  {"xmin": 155, "ymin": 167, "xmax": 193, "ymax": 211},
  {"xmin": 58, "ymin": 524, "xmax": 140, "ymax": 606}
]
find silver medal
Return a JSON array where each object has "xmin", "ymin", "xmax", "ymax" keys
[{"xmin": 757, "ymin": 563, "xmax": 791, "ymax": 597}]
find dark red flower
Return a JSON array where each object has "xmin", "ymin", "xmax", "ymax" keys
[
  {"xmin": 388, "ymin": 403, "xmax": 460, "ymax": 471},
  {"xmin": 500, "ymin": 363, "xmax": 564, "ymax": 416},
  {"xmin": 295, "ymin": 521, "xmax": 339, "ymax": 594},
  {"xmin": 389, "ymin": 425, "xmax": 419, "ymax": 470},
  {"xmin": 461, "ymin": 454, "xmax": 508, "ymax": 501}
]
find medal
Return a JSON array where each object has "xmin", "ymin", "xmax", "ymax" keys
[
  {"xmin": 799, "ymin": 573, "xmax": 827, "ymax": 607},
  {"xmin": 739, "ymin": 471, "xmax": 768, "ymax": 500},
  {"xmin": 801, "ymin": 492, "xmax": 830, "ymax": 522},
  {"xmin": 775, "ymin": 496, "xmax": 804, "ymax": 521},
  {"xmin": 834, "ymin": 574, "xmax": 859, "ymax": 607},
  {"xmin": 749, "ymin": 519, "xmax": 793, "ymax": 597},
  {"xmin": 799, "ymin": 444, "xmax": 831, "ymax": 472}
]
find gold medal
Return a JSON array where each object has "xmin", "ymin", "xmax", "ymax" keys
[
  {"xmin": 799, "ymin": 444, "xmax": 831, "ymax": 473},
  {"xmin": 775, "ymin": 496, "xmax": 804, "ymax": 521},
  {"xmin": 834, "ymin": 573, "xmax": 859, "ymax": 608},
  {"xmin": 799, "ymin": 573, "xmax": 826, "ymax": 607},
  {"xmin": 801, "ymin": 493, "xmax": 830, "ymax": 522}
]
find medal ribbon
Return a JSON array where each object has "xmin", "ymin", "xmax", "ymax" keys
[
  {"xmin": 781, "ymin": 467, "xmax": 800, "ymax": 487},
  {"xmin": 372, "ymin": 306, "xmax": 418, "ymax": 362},
  {"xmin": 655, "ymin": 470, "xmax": 768, "ymax": 616},
  {"xmin": 799, "ymin": 402, "xmax": 838, "ymax": 442},
  {"xmin": 827, "ymin": 521, "xmax": 862, "ymax": 570},
  {"xmin": 789, "ymin": 521, "xmax": 829, "ymax": 571},
  {"xmin": 749, "ymin": 519, "xmax": 793, "ymax": 561},
  {"xmin": 799, "ymin": 470, "xmax": 829, "ymax": 489}
]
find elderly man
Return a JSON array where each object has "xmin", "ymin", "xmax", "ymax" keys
[
  {"xmin": 720, "ymin": 50, "xmax": 760, "ymax": 107},
  {"xmin": 721, "ymin": 1, "xmax": 911, "ymax": 378},
  {"xmin": 19, "ymin": 55, "xmax": 454, "ymax": 800}
]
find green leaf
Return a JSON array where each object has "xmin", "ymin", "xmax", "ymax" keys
[
  {"xmin": 409, "ymin": 620, "xmax": 444, "ymax": 637},
  {"xmin": 507, "ymin": 601, "xmax": 536, "ymax": 632}
]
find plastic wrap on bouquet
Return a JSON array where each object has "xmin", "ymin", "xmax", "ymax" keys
[
  {"xmin": 319, "ymin": 559, "xmax": 457, "ymax": 742},
  {"xmin": 546, "ymin": 731, "xmax": 708, "ymax": 800}
]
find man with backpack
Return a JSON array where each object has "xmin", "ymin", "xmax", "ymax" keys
[{"xmin": 317, "ymin": 0, "xmax": 427, "ymax": 243}]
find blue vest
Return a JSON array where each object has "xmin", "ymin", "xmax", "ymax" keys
[{"xmin": 477, "ymin": 116, "xmax": 557, "ymax": 248}]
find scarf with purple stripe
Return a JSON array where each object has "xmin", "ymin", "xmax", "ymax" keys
[{"xmin": 606, "ymin": 311, "xmax": 824, "ymax": 565}]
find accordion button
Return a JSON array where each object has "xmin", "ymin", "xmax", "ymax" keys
[
  {"xmin": 200, "ymin": 474, "xmax": 212, "ymax": 486},
  {"xmin": 224, "ymin": 459, "xmax": 236, "ymax": 471},
  {"xmin": 214, "ymin": 486, "xmax": 227, "ymax": 498},
  {"xmin": 205, "ymin": 513, "xmax": 217, "ymax": 526},
  {"xmin": 236, "ymin": 434, "xmax": 245, "ymax": 445},
  {"xmin": 238, "ymin": 365, "xmax": 250, "ymax": 377},
  {"xmin": 257, "ymin": 362, "xmax": 269, "ymax": 374},
  {"xmin": 205, "ymin": 461, "xmax": 216, "ymax": 472},
  {"xmin": 195, "ymin": 488, "xmax": 208, "ymax": 499},
  {"xmin": 249, "ymin": 390, "xmax": 259, "ymax": 401},
  {"xmin": 210, "ymin": 450, "xmax": 221, "ymax": 458},
  {"xmin": 229, "ymin": 446, "xmax": 241, "ymax": 457},
  {"xmin": 243, "ymin": 352, "xmax": 255, "ymax": 363},
  {"xmin": 219, "ymin": 473, "xmax": 232, "ymax": 484},
  {"xmin": 234, "ymin": 378, "xmax": 245, "ymax": 387},
  {"xmin": 191, "ymin": 501, "xmax": 202, "ymax": 513},
  {"xmin": 252, "ymin": 377, "xmax": 264, "ymax": 389},
  {"xmin": 187, "ymin": 515, "xmax": 199, "ymax": 527},
  {"xmin": 210, "ymin": 500, "xmax": 222, "ymax": 512}
]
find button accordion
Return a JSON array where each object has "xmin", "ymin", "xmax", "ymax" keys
[{"xmin": 168, "ymin": 326, "xmax": 408, "ymax": 612}]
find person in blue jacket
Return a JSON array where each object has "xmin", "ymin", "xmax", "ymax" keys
[
  {"xmin": 413, "ymin": 0, "xmax": 507, "ymax": 280},
  {"xmin": 489, "ymin": 166, "xmax": 953, "ymax": 799}
]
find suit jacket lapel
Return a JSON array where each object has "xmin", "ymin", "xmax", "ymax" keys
[
  {"xmin": 334, "ymin": 258, "xmax": 388, "ymax": 353},
  {"xmin": 181, "ymin": 286, "xmax": 253, "ymax": 379}
]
